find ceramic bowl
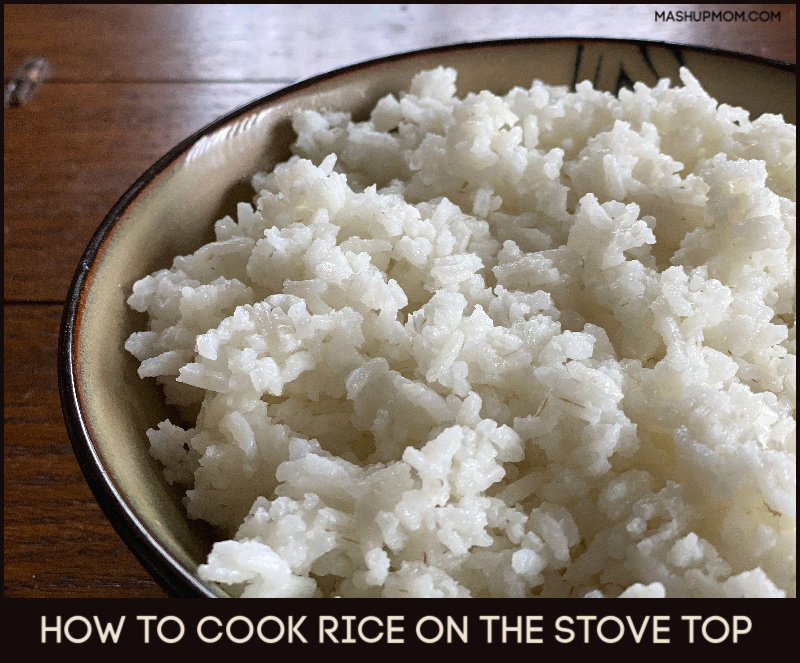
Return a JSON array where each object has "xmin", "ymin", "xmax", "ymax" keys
[{"xmin": 58, "ymin": 38, "xmax": 795, "ymax": 597}]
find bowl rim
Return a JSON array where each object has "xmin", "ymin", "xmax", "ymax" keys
[{"xmin": 57, "ymin": 36, "xmax": 796, "ymax": 598}]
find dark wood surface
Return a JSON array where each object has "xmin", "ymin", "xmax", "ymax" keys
[{"xmin": 4, "ymin": 4, "xmax": 795, "ymax": 599}]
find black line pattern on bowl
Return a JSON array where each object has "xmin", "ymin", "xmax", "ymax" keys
[
  {"xmin": 570, "ymin": 43, "xmax": 584, "ymax": 92},
  {"xmin": 592, "ymin": 53, "xmax": 604, "ymax": 87},
  {"xmin": 614, "ymin": 65, "xmax": 636, "ymax": 94},
  {"xmin": 571, "ymin": 43, "xmax": 686, "ymax": 94},
  {"xmin": 669, "ymin": 44, "xmax": 686, "ymax": 66},
  {"xmin": 639, "ymin": 45, "xmax": 661, "ymax": 81}
]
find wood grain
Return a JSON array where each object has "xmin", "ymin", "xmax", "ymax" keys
[
  {"xmin": 4, "ymin": 81, "xmax": 283, "ymax": 302},
  {"xmin": 4, "ymin": 4, "xmax": 794, "ymax": 83},
  {"xmin": 4, "ymin": 304, "xmax": 168, "ymax": 597},
  {"xmin": 3, "ymin": 3, "xmax": 795, "ymax": 600}
]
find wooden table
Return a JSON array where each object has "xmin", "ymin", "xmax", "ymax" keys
[{"xmin": 4, "ymin": 4, "xmax": 795, "ymax": 598}]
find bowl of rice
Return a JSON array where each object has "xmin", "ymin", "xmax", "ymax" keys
[{"xmin": 59, "ymin": 38, "xmax": 796, "ymax": 598}]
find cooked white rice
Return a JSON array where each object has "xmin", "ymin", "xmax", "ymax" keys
[{"xmin": 126, "ymin": 67, "xmax": 795, "ymax": 598}]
